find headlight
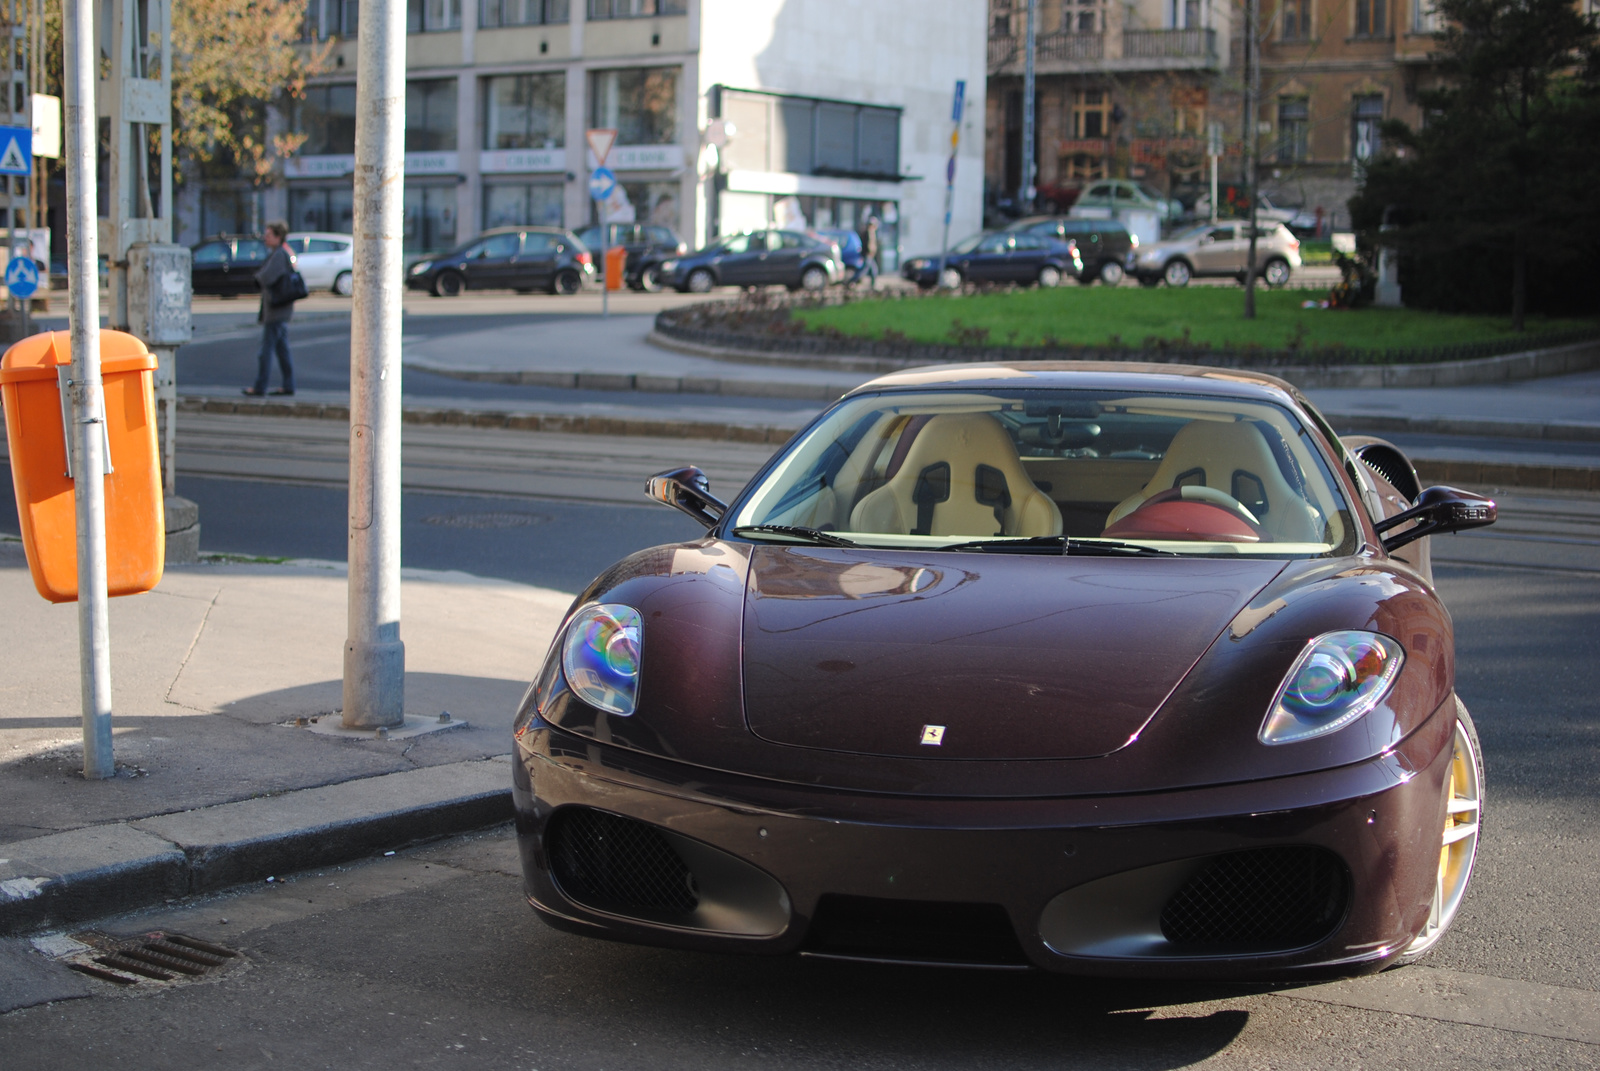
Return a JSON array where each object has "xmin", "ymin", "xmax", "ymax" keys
[
  {"xmin": 907, "ymin": 259, "xmax": 928, "ymax": 270},
  {"xmin": 409, "ymin": 260, "xmax": 432, "ymax": 275},
  {"xmin": 1260, "ymin": 630, "xmax": 1404, "ymax": 745},
  {"xmin": 560, "ymin": 603, "xmax": 643, "ymax": 716},
  {"xmin": 660, "ymin": 259, "xmax": 680, "ymax": 272}
]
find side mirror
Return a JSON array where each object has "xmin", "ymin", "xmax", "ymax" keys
[
  {"xmin": 646, "ymin": 466, "xmax": 728, "ymax": 530},
  {"xmin": 1373, "ymin": 485, "xmax": 1496, "ymax": 553}
]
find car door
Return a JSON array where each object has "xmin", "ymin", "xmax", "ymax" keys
[
  {"xmin": 716, "ymin": 233, "xmax": 765, "ymax": 285},
  {"xmin": 961, "ymin": 233, "xmax": 1013, "ymax": 281},
  {"xmin": 190, "ymin": 241, "xmax": 230, "ymax": 293},
  {"xmin": 1007, "ymin": 233, "xmax": 1047, "ymax": 281},
  {"xmin": 514, "ymin": 231, "xmax": 559, "ymax": 288},
  {"xmin": 1191, "ymin": 225, "xmax": 1239, "ymax": 274},
  {"xmin": 761, "ymin": 230, "xmax": 808, "ymax": 284},
  {"xmin": 232, "ymin": 239, "xmax": 269, "ymax": 294},
  {"xmin": 459, "ymin": 233, "xmax": 521, "ymax": 290}
]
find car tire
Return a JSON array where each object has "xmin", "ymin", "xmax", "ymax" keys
[
  {"xmin": 800, "ymin": 265, "xmax": 829, "ymax": 292},
  {"xmin": 1138, "ymin": 274, "xmax": 1161, "ymax": 289},
  {"xmin": 333, "ymin": 270, "xmax": 353, "ymax": 297},
  {"xmin": 1392, "ymin": 698, "xmax": 1484, "ymax": 967},
  {"xmin": 1099, "ymin": 260, "xmax": 1125, "ymax": 286},
  {"xmin": 1263, "ymin": 257, "xmax": 1292, "ymax": 288},
  {"xmin": 433, "ymin": 270, "xmax": 463, "ymax": 297},
  {"xmin": 939, "ymin": 268, "xmax": 962, "ymax": 290},
  {"xmin": 639, "ymin": 265, "xmax": 663, "ymax": 293},
  {"xmin": 1163, "ymin": 260, "xmax": 1192, "ymax": 288},
  {"xmin": 1037, "ymin": 264, "xmax": 1062, "ymax": 289},
  {"xmin": 686, "ymin": 268, "xmax": 715, "ymax": 294},
  {"xmin": 551, "ymin": 269, "xmax": 582, "ymax": 296}
]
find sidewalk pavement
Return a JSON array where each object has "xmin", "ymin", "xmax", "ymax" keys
[{"xmin": 0, "ymin": 541, "xmax": 573, "ymax": 935}]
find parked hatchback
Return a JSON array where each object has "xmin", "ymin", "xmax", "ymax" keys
[
  {"xmin": 902, "ymin": 231, "xmax": 1083, "ymax": 289},
  {"xmin": 190, "ymin": 235, "xmax": 271, "ymax": 296},
  {"xmin": 1131, "ymin": 222, "xmax": 1302, "ymax": 288},
  {"xmin": 406, "ymin": 226, "xmax": 595, "ymax": 297},
  {"xmin": 1006, "ymin": 216, "xmax": 1135, "ymax": 285},
  {"xmin": 660, "ymin": 230, "xmax": 841, "ymax": 293},
  {"xmin": 575, "ymin": 223, "xmax": 687, "ymax": 292},
  {"xmin": 285, "ymin": 232, "xmax": 354, "ymax": 296},
  {"xmin": 1072, "ymin": 179, "xmax": 1183, "ymax": 222}
]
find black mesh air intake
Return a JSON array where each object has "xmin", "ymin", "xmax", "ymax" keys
[
  {"xmin": 1160, "ymin": 847, "xmax": 1347, "ymax": 952},
  {"xmin": 546, "ymin": 807, "xmax": 699, "ymax": 917}
]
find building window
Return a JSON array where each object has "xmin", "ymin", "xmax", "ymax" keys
[
  {"xmin": 590, "ymin": 68, "xmax": 679, "ymax": 145},
  {"xmin": 484, "ymin": 75, "xmax": 565, "ymax": 150},
  {"xmin": 483, "ymin": 182, "xmax": 564, "ymax": 229},
  {"xmin": 334, "ymin": 0, "xmax": 358, "ymax": 35},
  {"xmin": 717, "ymin": 88, "xmax": 901, "ymax": 180},
  {"xmin": 587, "ymin": 0, "xmax": 685, "ymax": 17},
  {"xmin": 295, "ymin": 83, "xmax": 358, "ymax": 155},
  {"xmin": 1277, "ymin": 98, "xmax": 1309, "ymax": 161},
  {"xmin": 1173, "ymin": 87, "xmax": 1207, "ymax": 135},
  {"xmin": 299, "ymin": 0, "xmax": 321, "ymax": 41},
  {"xmin": 289, "ymin": 186, "xmax": 355, "ymax": 234},
  {"xmin": 407, "ymin": 79, "xmax": 458, "ymax": 152},
  {"xmin": 1072, "ymin": 90, "xmax": 1109, "ymax": 139},
  {"xmin": 1352, "ymin": 94, "xmax": 1384, "ymax": 170},
  {"xmin": 1354, "ymin": 0, "xmax": 1386, "ymax": 36},
  {"xmin": 408, "ymin": 0, "xmax": 461, "ymax": 33},
  {"xmin": 404, "ymin": 185, "xmax": 457, "ymax": 254},
  {"xmin": 1064, "ymin": 0, "xmax": 1104, "ymax": 33},
  {"xmin": 480, "ymin": 0, "xmax": 568, "ymax": 25},
  {"xmin": 1412, "ymin": 0, "xmax": 1439, "ymax": 32},
  {"xmin": 1169, "ymin": 0, "xmax": 1200, "ymax": 28},
  {"xmin": 1282, "ymin": 0, "xmax": 1309, "ymax": 39}
]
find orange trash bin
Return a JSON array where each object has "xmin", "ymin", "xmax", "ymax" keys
[
  {"xmin": 1, "ymin": 329, "xmax": 165, "ymax": 603},
  {"xmin": 605, "ymin": 246, "xmax": 627, "ymax": 291}
]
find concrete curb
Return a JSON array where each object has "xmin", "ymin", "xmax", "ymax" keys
[
  {"xmin": 648, "ymin": 326, "xmax": 1600, "ymax": 390},
  {"xmin": 0, "ymin": 758, "xmax": 513, "ymax": 936},
  {"xmin": 404, "ymin": 359, "xmax": 858, "ymax": 403}
]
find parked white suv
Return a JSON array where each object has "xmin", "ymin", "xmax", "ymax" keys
[
  {"xmin": 285, "ymin": 232, "xmax": 354, "ymax": 296},
  {"xmin": 1130, "ymin": 222, "xmax": 1302, "ymax": 288}
]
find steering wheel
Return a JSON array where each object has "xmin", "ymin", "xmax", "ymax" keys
[{"xmin": 1120, "ymin": 485, "xmax": 1266, "ymax": 541}]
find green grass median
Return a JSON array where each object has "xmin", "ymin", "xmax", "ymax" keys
[{"xmin": 794, "ymin": 288, "xmax": 1595, "ymax": 358}]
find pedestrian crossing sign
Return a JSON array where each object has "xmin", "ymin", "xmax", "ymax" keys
[{"xmin": 0, "ymin": 126, "xmax": 30, "ymax": 175}]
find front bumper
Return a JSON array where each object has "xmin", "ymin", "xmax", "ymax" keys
[{"xmin": 513, "ymin": 706, "xmax": 1453, "ymax": 980}]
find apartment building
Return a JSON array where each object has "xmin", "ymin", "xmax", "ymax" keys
[{"xmin": 179, "ymin": 0, "xmax": 988, "ymax": 270}]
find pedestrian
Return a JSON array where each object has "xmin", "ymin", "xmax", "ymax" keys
[
  {"xmin": 244, "ymin": 220, "xmax": 297, "ymax": 397},
  {"xmin": 850, "ymin": 216, "xmax": 880, "ymax": 289}
]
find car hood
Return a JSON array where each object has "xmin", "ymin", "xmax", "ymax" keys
[{"xmin": 741, "ymin": 547, "xmax": 1286, "ymax": 761}]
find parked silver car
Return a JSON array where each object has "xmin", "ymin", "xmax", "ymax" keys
[
  {"xmin": 1073, "ymin": 179, "xmax": 1184, "ymax": 222},
  {"xmin": 1130, "ymin": 222, "xmax": 1302, "ymax": 288},
  {"xmin": 285, "ymin": 232, "xmax": 355, "ymax": 296}
]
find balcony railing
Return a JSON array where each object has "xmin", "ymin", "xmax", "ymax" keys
[
  {"xmin": 1121, "ymin": 28, "xmax": 1216, "ymax": 59},
  {"xmin": 1037, "ymin": 31, "xmax": 1106, "ymax": 63}
]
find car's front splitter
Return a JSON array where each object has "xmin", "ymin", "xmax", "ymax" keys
[{"xmin": 513, "ymin": 702, "xmax": 1455, "ymax": 981}]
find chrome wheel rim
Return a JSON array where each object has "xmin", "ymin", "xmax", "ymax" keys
[
  {"xmin": 1100, "ymin": 261, "xmax": 1124, "ymax": 285},
  {"xmin": 1266, "ymin": 261, "xmax": 1290, "ymax": 286},
  {"xmin": 1405, "ymin": 719, "xmax": 1482, "ymax": 956},
  {"xmin": 1165, "ymin": 262, "xmax": 1189, "ymax": 286},
  {"xmin": 1039, "ymin": 266, "xmax": 1060, "ymax": 288}
]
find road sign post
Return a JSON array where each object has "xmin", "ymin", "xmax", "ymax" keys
[
  {"xmin": 937, "ymin": 81, "xmax": 966, "ymax": 291},
  {"xmin": 586, "ymin": 129, "xmax": 618, "ymax": 318}
]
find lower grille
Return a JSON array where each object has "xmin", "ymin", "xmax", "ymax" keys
[
  {"xmin": 546, "ymin": 807, "xmax": 699, "ymax": 917},
  {"xmin": 804, "ymin": 894, "xmax": 1028, "ymax": 966},
  {"xmin": 1160, "ymin": 847, "xmax": 1347, "ymax": 951}
]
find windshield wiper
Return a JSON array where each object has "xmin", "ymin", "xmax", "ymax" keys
[
  {"xmin": 732, "ymin": 525, "xmax": 859, "ymax": 548},
  {"xmin": 940, "ymin": 536, "xmax": 1176, "ymax": 556}
]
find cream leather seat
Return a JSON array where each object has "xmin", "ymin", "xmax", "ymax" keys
[
  {"xmin": 849, "ymin": 413, "xmax": 1062, "ymax": 537},
  {"xmin": 1106, "ymin": 418, "xmax": 1321, "ymax": 542}
]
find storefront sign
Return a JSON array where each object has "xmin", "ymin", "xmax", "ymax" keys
[
  {"xmin": 286, "ymin": 152, "xmax": 462, "ymax": 178},
  {"xmin": 480, "ymin": 148, "xmax": 567, "ymax": 174},
  {"xmin": 404, "ymin": 152, "xmax": 459, "ymax": 175},
  {"xmin": 585, "ymin": 144, "xmax": 684, "ymax": 171}
]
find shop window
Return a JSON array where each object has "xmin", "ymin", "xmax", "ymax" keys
[
  {"xmin": 1281, "ymin": 0, "xmax": 1310, "ymax": 39},
  {"xmin": 1277, "ymin": 98, "xmax": 1309, "ymax": 162},
  {"xmin": 484, "ymin": 183, "xmax": 565, "ymax": 229},
  {"xmin": 295, "ymin": 83, "xmax": 358, "ymax": 155},
  {"xmin": 408, "ymin": 0, "xmax": 461, "ymax": 32},
  {"xmin": 587, "ymin": 0, "xmax": 685, "ymax": 17},
  {"xmin": 1064, "ymin": 0, "xmax": 1104, "ymax": 33},
  {"xmin": 403, "ymin": 185, "xmax": 457, "ymax": 254},
  {"xmin": 289, "ymin": 187, "xmax": 355, "ymax": 234},
  {"xmin": 484, "ymin": 74, "xmax": 565, "ymax": 150},
  {"xmin": 1351, "ymin": 94, "xmax": 1384, "ymax": 171},
  {"xmin": 1072, "ymin": 90, "xmax": 1109, "ymax": 139},
  {"xmin": 1353, "ymin": 0, "xmax": 1386, "ymax": 36},
  {"xmin": 480, "ymin": 0, "xmax": 568, "ymax": 25},
  {"xmin": 407, "ymin": 79, "xmax": 458, "ymax": 153},
  {"xmin": 591, "ymin": 181, "xmax": 680, "ymax": 231},
  {"xmin": 590, "ymin": 67, "xmax": 679, "ymax": 145}
]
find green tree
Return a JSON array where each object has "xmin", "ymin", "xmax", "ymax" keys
[{"xmin": 1351, "ymin": 0, "xmax": 1600, "ymax": 326}]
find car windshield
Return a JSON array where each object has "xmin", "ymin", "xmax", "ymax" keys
[
  {"xmin": 1169, "ymin": 224, "xmax": 1214, "ymax": 243},
  {"xmin": 949, "ymin": 233, "xmax": 985, "ymax": 254},
  {"xmin": 731, "ymin": 388, "xmax": 1354, "ymax": 558},
  {"xmin": 1136, "ymin": 183, "xmax": 1166, "ymax": 202}
]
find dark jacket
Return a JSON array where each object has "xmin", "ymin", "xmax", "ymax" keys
[{"xmin": 255, "ymin": 245, "xmax": 295, "ymax": 325}]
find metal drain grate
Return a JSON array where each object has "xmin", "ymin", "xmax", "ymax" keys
[
  {"xmin": 1160, "ymin": 847, "xmax": 1347, "ymax": 952},
  {"xmin": 64, "ymin": 932, "xmax": 239, "ymax": 986},
  {"xmin": 420, "ymin": 511, "xmax": 548, "ymax": 529}
]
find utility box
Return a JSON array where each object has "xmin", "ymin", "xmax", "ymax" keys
[
  {"xmin": 1, "ymin": 330, "xmax": 165, "ymax": 602},
  {"xmin": 605, "ymin": 246, "xmax": 626, "ymax": 291},
  {"xmin": 127, "ymin": 243, "xmax": 193, "ymax": 345}
]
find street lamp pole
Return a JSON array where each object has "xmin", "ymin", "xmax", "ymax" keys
[
  {"xmin": 343, "ymin": 0, "xmax": 406, "ymax": 730},
  {"xmin": 1243, "ymin": 0, "xmax": 1261, "ymax": 320}
]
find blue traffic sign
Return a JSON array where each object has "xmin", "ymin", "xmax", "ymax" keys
[
  {"xmin": 6, "ymin": 255, "xmax": 38, "ymax": 298},
  {"xmin": 0, "ymin": 125, "xmax": 30, "ymax": 175},
  {"xmin": 588, "ymin": 166, "xmax": 617, "ymax": 202}
]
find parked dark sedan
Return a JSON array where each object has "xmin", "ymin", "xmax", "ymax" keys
[
  {"xmin": 405, "ymin": 226, "xmax": 595, "ymax": 297},
  {"xmin": 575, "ymin": 223, "xmax": 687, "ymax": 292},
  {"xmin": 190, "ymin": 235, "xmax": 271, "ymax": 296},
  {"xmin": 902, "ymin": 231, "xmax": 1083, "ymax": 289},
  {"xmin": 659, "ymin": 230, "xmax": 842, "ymax": 293},
  {"xmin": 1005, "ymin": 216, "xmax": 1136, "ymax": 285},
  {"xmin": 513, "ymin": 363, "xmax": 1495, "ymax": 979}
]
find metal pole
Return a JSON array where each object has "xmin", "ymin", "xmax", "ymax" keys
[
  {"xmin": 1020, "ymin": 0, "xmax": 1037, "ymax": 214},
  {"xmin": 936, "ymin": 80, "xmax": 965, "ymax": 291},
  {"xmin": 1243, "ymin": 0, "xmax": 1260, "ymax": 319},
  {"xmin": 601, "ymin": 217, "xmax": 608, "ymax": 319},
  {"xmin": 64, "ymin": 0, "xmax": 113, "ymax": 778},
  {"xmin": 342, "ymin": 0, "xmax": 405, "ymax": 730}
]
